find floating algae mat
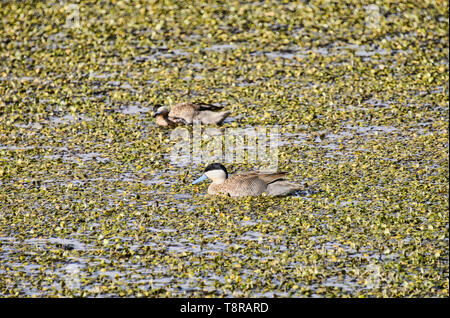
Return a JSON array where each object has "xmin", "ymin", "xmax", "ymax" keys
[{"xmin": 0, "ymin": 0, "xmax": 448, "ymax": 297}]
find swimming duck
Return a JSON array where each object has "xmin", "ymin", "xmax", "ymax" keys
[
  {"xmin": 192, "ymin": 163, "xmax": 300, "ymax": 197},
  {"xmin": 154, "ymin": 102, "xmax": 231, "ymax": 127}
]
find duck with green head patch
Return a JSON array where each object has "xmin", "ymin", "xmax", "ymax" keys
[{"xmin": 193, "ymin": 163, "xmax": 301, "ymax": 197}]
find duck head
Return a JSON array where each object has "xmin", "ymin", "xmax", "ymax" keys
[
  {"xmin": 154, "ymin": 106, "xmax": 171, "ymax": 126},
  {"xmin": 193, "ymin": 163, "xmax": 228, "ymax": 185}
]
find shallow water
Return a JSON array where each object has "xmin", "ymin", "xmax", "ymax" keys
[{"xmin": 0, "ymin": 0, "xmax": 448, "ymax": 298}]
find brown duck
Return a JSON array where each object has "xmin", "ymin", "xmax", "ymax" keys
[
  {"xmin": 154, "ymin": 102, "xmax": 231, "ymax": 127},
  {"xmin": 192, "ymin": 163, "xmax": 301, "ymax": 197}
]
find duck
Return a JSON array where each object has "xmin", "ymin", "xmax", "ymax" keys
[
  {"xmin": 154, "ymin": 102, "xmax": 231, "ymax": 127},
  {"xmin": 192, "ymin": 163, "xmax": 300, "ymax": 197}
]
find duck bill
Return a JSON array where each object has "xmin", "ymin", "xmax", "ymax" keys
[{"xmin": 192, "ymin": 174, "xmax": 207, "ymax": 184}]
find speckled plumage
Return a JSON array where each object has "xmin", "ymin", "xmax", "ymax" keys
[
  {"xmin": 155, "ymin": 102, "xmax": 231, "ymax": 126},
  {"xmin": 205, "ymin": 170, "xmax": 300, "ymax": 197}
]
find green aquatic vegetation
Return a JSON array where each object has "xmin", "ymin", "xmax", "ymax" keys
[{"xmin": 0, "ymin": 0, "xmax": 448, "ymax": 297}]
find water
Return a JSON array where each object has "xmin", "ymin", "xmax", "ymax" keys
[{"xmin": 0, "ymin": 0, "xmax": 447, "ymax": 298}]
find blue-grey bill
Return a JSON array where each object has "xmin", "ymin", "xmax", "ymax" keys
[{"xmin": 192, "ymin": 175, "xmax": 207, "ymax": 184}]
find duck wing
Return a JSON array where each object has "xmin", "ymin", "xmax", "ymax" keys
[
  {"xmin": 256, "ymin": 172, "xmax": 288, "ymax": 184},
  {"xmin": 236, "ymin": 171, "xmax": 288, "ymax": 184},
  {"xmin": 168, "ymin": 103, "xmax": 197, "ymax": 123},
  {"xmin": 195, "ymin": 102, "xmax": 225, "ymax": 112}
]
